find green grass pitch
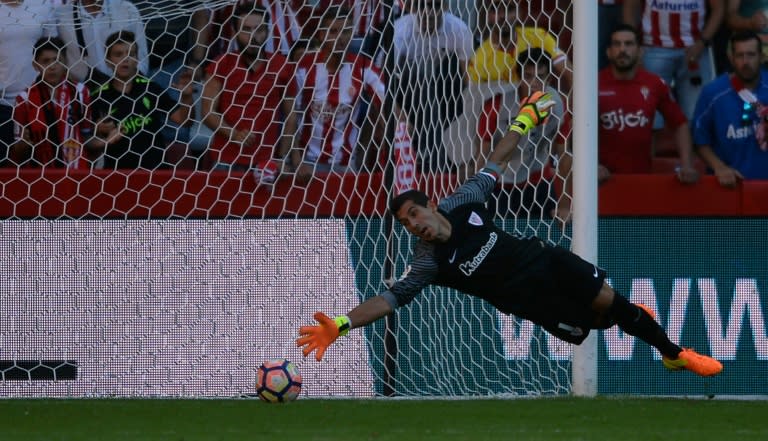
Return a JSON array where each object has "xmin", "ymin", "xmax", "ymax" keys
[{"xmin": 1, "ymin": 397, "xmax": 765, "ymax": 440}]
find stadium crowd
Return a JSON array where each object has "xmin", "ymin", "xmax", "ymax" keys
[{"xmin": 1, "ymin": 0, "xmax": 767, "ymax": 205}]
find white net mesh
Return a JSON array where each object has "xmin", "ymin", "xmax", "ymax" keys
[{"xmin": 0, "ymin": 0, "xmax": 574, "ymax": 397}]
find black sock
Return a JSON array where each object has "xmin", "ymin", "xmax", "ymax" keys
[{"xmin": 609, "ymin": 293, "xmax": 682, "ymax": 359}]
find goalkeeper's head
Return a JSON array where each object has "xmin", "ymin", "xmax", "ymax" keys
[
  {"xmin": 390, "ymin": 189, "xmax": 429, "ymax": 216},
  {"xmin": 390, "ymin": 190, "xmax": 449, "ymax": 243}
]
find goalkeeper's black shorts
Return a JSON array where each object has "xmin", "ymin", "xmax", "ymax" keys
[{"xmin": 508, "ymin": 246, "xmax": 608, "ymax": 345}]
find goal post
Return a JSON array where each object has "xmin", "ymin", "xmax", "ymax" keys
[
  {"xmin": 570, "ymin": 0, "xmax": 599, "ymax": 398},
  {"xmin": 0, "ymin": 0, "xmax": 589, "ymax": 398}
]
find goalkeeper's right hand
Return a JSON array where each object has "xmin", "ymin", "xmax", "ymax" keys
[
  {"xmin": 296, "ymin": 312, "xmax": 351, "ymax": 361},
  {"xmin": 508, "ymin": 91, "xmax": 556, "ymax": 136}
]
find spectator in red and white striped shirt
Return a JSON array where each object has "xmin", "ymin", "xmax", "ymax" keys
[
  {"xmin": 293, "ymin": 5, "xmax": 388, "ymax": 182},
  {"xmin": 623, "ymin": 0, "xmax": 724, "ymax": 126}
]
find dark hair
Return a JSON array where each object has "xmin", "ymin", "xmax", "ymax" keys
[
  {"xmin": 609, "ymin": 23, "xmax": 641, "ymax": 45},
  {"xmin": 33, "ymin": 36, "xmax": 66, "ymax": 61},
  {"xmin": 729, "ymin": 30, "xmax": 763, "ymax": 55},
  {"xmin": 389, "ymin": 190, "xmax": 430, "ymax": 216},
  {"xmin": 320, "ymin": 5, "xmax": 352, "ymax": 28},
  {"xmin": 234, "ymin": 2, "xmax": 271, "ymax": 23},
  {"xmin": 289, "ymin": 38, "xmax": 314, "ymax": 62},
  {"xmin": 515, "ymin": 48, "xmax": 550, "ymax": 77},
  {"xmin": 105, "ymin": 30, "xmax": 136, "ymax": 57}
]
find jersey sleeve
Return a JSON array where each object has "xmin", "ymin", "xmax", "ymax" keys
[
  {"xmin": 691, "ymin": 83, "xmax": 717, "ymax": 147},
  {"xmin": 205, "ymin": 55, "xmax": 227, "ymax": 83},
  {"xmin": 363, "ymin": 61, "xmax": 387, "ymax": 103},
  {"xmin": 656, "ymin": 79, "xmax": 687, "ymax": 128},
  {"xmin": 381, "ymin": 241, "xmax": 438, "ymax": 308},
  {"xmin": 438, "ymin": 172, "xmax": 496, "ymax": 212},
  {"xmin": 12, "ymin": 94, "xmax": 31, "ymax": 142},
  {"xmin": 281, "ymin": 62, "xmax": 299, "ymax": 98},
  {"xmin": 455, "ymin": 21, "xmax": 475, "ymax": 62}
]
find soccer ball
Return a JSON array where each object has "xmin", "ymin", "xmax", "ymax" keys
[{"xmin": 255, "ymin": 358, "xmax": 302, "ymax": 403}]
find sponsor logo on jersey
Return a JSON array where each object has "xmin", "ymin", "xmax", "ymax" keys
[
  {"xmin": 468, "ymin": 212, "xmax": 483, "ymax": 226},
  {"xmin": 600, "ymin": 109, "xmax": 650, "ymax": 131},
  {"xmin": 640, "ymin": 86, "xmax": 650, "ymax": 101},
  {"xmin": 459, "ymin": 232, "xmax": 497, "ymax": 276},
  {"xmin": 650, "ymin": 0, "xmax": 700, "ymax": 12},
  {"xmin": 726, "ymin": 124, "xmax": 753, "ymax": 140}
]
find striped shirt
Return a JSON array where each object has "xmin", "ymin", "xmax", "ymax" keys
[
  {"xmin": 295, "ymin": 51, "xmax": 386, "ymax": 166},
  {"xmin": 640, "ymin": 0, "xmax": 706, "ymax": 48}
]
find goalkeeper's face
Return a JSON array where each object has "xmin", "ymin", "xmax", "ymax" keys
[{"xmin": 395, "ymin": 199, "xmax": 447, "ymax": 242}]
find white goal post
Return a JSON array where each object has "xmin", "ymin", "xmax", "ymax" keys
[{"xmin": 0, "ymin": 0, "xmax": 596, "ymax": 398}]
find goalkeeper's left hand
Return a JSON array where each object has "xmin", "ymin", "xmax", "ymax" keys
[
  {"xmin": 508, "ymin": 91, "xmax": 556, "ymax": 136},
  {"xmin": 296, "ymin": 312, "xmax": 351, "ymax": 361}
]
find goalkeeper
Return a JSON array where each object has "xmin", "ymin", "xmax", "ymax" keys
[{"xmin": 296, "ymin": 92, "xmax": 723, "ymax": 377}]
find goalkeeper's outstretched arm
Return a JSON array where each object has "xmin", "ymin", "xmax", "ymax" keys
[
  {"xmin": 296, "ymin": 295, "xmax": 393, "ymax": 362},
  {"xmin": 484, "ymin": 91, "xmax": 556, "ymax": 174}
]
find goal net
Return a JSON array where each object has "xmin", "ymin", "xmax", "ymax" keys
[{"xmin": 0, "ymin": 0, "xmax": 574, "ymax": 398}]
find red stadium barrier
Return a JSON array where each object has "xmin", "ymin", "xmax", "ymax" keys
[{"xmin": 0, "ymin": 169, "xmax": 765, "ymax": 218}]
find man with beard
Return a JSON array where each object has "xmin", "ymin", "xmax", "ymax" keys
[
  {"xmin": 692, "ymin": 30, "xmax": 768, "ymax": 185},
  {"xmin": 200, "ymin": 3, "xmax": 298, "ymax": 176},
  {"xmin": 596, "ymin": 24, "xmax": 699, "ymax": 185}
]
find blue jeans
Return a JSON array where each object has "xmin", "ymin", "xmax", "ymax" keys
[{"xmin": 642, "ymin": 45, "xmax": 715, "ymax": 128}]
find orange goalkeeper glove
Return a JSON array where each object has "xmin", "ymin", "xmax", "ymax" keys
[
  {"xmin": 508, "ymin": 91, "xmax": 556, "ymax": 136},
  {"xmin": 296, "ymin": 312, "xmax": 351, "ymax": 361}
]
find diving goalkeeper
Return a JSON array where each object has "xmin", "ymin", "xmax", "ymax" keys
[{"xmin": 296, "ymin": 92, "xmax": 722, "ymax": 377}]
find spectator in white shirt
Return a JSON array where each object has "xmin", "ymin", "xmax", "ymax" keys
[
  {"xmin": 0, "ymin": 0, "xmax": 58, "ymax": 166},
  {"xmin": 393, "ymin": 0, "xmax": 474, "ymax": 173},
  {"xmin": 55, "ymin": 0, "xmax": 149, "ymax": 85}
]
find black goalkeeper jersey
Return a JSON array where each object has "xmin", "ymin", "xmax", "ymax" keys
[{"xmin": 386, "ymin": 172, "xmax": 548, "ymax": 315}]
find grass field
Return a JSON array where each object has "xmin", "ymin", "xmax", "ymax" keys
[{"xmin": 1, "ymin": 397, "xmax": 766, "ymax": 440}]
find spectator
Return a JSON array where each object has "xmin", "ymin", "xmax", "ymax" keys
[
  {"xmin": 597, "ymin": 24, "xmax": 699, "ymax": 183},
  {"xmin": 293, "ymin": 6, "xmax": 387, "ymax": 182},
  {"xmin": 89, "ymin": 31, "xmax": 193, "ymax": 169},
  {"xmin": 599, "ymin": 0, "xmax": 624, "ymax": 70},
  {"xmin": 474, "ymin": 48, "xmax": 564, "ymax": 217},
  {"xmin": 0, "ymin": 0, "xmax": 58, "ymax": 167},
  {"xmin": 308, "ymin": 0, "xmax": 396, "ymax": 60},
  {"xmin": 200, "ymin": 3, "xmax": 298, "ymax": 174},
  {"xmin": 623, "ymin": 0, "xmax": 724, "ymax": 124},
  {"xmin": 393, "ymin": 0, "xmax": 474, "ymax": 173},
  {"xmin": 692, "ymin": 30, "xmax": 768, "ymax": 185},
  {"xmin": 725, "ymin": 0, "xmax": 768, "ymax": 64},
  {"xmin": 12, "ymin": 37, "xmax": 94, "ymax": 168},
  {"xmin": 469, "ymin": 0, "xmax": 573, "ymax": 94},
  {"xmin": 195, "ymin": 0, "xmax": 302, "ymax": 65},
  {"xmin": 55, "ymin": 0, "xmax": 150, "ymax": 86}
]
